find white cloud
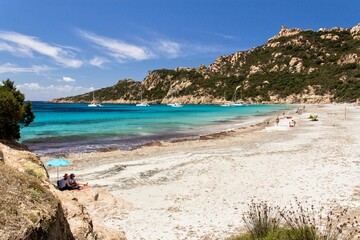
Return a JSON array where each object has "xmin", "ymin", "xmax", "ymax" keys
[
  {"xmin": 0, "ymin": 41, "xmax": 33, "ymax": 57},
  {"xmin": 17, "ymin": 82, "xmax": 42, "ymax": 90},
  {"xmin": 157, "ymin": 40, "xmax": 181, "ymax": 58},
  {"xmin": 62, "ymin": 76, "xmax": 76, "ymax": 82},
  {"xmin": 89, "ymin": 56, "xmax": 109, "ymax": 67},
  {"xmin": 16, "ymin": 83, "xmax": 95, "ymax": 101},
  {"xmin": 79, "ymin": 30, "xmax": 154, "ymax": 62},
  {"xmin": 0, "ymin": 31, "xmax": 83, "ymax": 68},
  {"xmin": 0, "ymin": 63, "xmax": 51, "ymax": 74},
  {"xmin": 209, "ymin": 32, "xmax": 235, "ymax": 40}
]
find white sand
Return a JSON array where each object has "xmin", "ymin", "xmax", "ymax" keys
[{"xmin": 43, "ymin": 104, "xmax": 360, "ymax": 239}]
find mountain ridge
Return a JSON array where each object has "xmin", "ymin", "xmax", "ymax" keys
[{"xmin": 53, "ymin": 23, "xmax": 360, "ymax": 104}]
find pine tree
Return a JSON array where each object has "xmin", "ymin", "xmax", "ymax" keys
[{"xmin": 0, "ymin": 79, "xmax": 35, "ymax": 140}]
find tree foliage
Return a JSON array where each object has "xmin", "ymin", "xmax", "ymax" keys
[{"xmin": 0, "ymin": 79, "xmax": 35, "ymax": 140}]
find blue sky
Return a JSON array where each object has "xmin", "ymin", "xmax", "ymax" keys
[{"xmin": 0, "ymin": 0, "xmax": 359, "ymax": 100}]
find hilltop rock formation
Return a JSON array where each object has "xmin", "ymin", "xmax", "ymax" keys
[{"xmin": 53, "ymin": 23, "xmax": 360, "ymax": 104}]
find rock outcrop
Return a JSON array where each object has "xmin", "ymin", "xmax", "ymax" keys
[
  {"xmin": 56, "ymin": 188, "xmax": 131, "ymax": 239},
  {"xmin": 0, "ymin": 142, "xmax": 74, "ymax": 240},
  {"xmin": 268, "ymin": 25, "xmax": 302, "ymax": 41},
  {"xmin": 0, "ymin": 142, "xmax": 131, "ymax": 239},
  {"xmin": 350, "ymin": 23, "xmax": 360, "ymax": 39}
]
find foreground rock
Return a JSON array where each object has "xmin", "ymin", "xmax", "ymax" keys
[
  {"xmin": 56, "ymin": 188, "xmax": 132, "ymax": 239},
  {"xmin": 0, "ymin": 142, "xmax": 73, "ymax": 240},
  {"xmin": 0, "ymin": 142, "xmax": 130, "ymax": 239}
]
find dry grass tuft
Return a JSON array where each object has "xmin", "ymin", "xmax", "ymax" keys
[
  {"xmin": 0, "ymin": 162, "xmax": 59, "ymax": 238},
  {"xmin": 230, "ymin": 198, "xmax": 359, "ymax": 240}
]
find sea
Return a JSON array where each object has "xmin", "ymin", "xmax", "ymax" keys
[{"xmin": 20, "ymin": 102, "xmax": 295, "ymax": 156}]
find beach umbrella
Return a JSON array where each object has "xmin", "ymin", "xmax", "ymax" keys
[{"xmin": 44, "ymin": 158, "xmax": 71, "ymax": 180}]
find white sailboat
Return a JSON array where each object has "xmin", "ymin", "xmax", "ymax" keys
[
  {"xmin": 230, "ymin": 86, "xmax": 244, "ymax": 107},
  {"xmin": 167, "ymin": 91, "xmax": 183, "ymax": 107},
  {"xmin": 220, "ymin": 92, "xmax": 231, "ymax": 107},
  {"xmin": 88, "ymin": 92, "xmax": 102, "ymax": 107},
  {"xmin": 136, "ymin": 91, "xmax": 149, "ymax": 107},
  {"xmin": 170, "ymin": 102, "xmax": 183, "ymax": 107}
]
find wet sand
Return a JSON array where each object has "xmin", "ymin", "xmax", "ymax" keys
[{"xmin": 42, "ymin": 104, "xmax": 360, "ymax": 239}]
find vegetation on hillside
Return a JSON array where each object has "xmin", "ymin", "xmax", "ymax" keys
[
  {"xmin": 0, "ymin": 160, "xmax": 59, "ymax": 238},
  {"xmin": 54, "ymin": 25, "xmax": 360, "ymax": 104},
  {"xmin": 0, "ymin": 79, "xmax": 35, "ymax": 140}
]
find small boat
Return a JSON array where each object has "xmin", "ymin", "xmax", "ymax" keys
[
  {"xmin": 167, "ymin": 91, "xmax": 183, "ymax": 107},
  {"xmin": 230, "ymin": 86, "xmax": 244, "ymax": 107},
  {"xmin": 220, "ymin": 92, "xmax": 231, "ymax": 107},
  {"xmin": 170, "ymin": 103, "xmax": 183, "ymax": 107},
  {"xmin": 136, "ymin": 90, "xmax": 149, "ymax": 107},
  {"xmin": 88, "ymin": 102, "xmax": 97, "ymax": 107},
  {"xmin": 136, "ymin": 102, "xmax": 150, "ymax": 107},
  {"xmin": 230, "ymin": 101, "xmax": 244, "ymax": 107},
  {"xmin": 88, "ymin": 92, "xmax": 102, "ymax": 107}
]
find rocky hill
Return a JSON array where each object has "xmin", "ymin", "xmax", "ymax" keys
[{"xmin": 53, "ymin": 24, "xmax": 360, "ymax": 104}]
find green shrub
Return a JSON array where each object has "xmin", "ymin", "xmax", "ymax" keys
[
  {"xmin": 242, "ymin": 200, "xmax": 281, "ymax": 239},
  {"xmin": 231, "ymin": 199, "xmax": 359, "ymax": 240}
]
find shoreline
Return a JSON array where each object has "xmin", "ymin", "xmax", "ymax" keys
[
  {"xmin": 40, "ymin": 112, "xmax": 279, "ymax": 170},
  {"xmin": 41, "ymin": 104, "xmax": 360, "ymax": 239},
  {"xmin": 40, "ymin": 106, "xmax": 292, "ymax": 159},
  {"xmin": 25, "ymin": 103, "xmax": 295, "ymax": 157}
]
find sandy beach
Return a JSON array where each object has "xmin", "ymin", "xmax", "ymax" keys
[{"xmin": 42, "ymin": 104, "xmax": 360, "ymax": 239}]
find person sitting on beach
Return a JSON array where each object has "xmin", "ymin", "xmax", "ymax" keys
[
  {"xmin": 66, "ymin": 173, "xmax": 89, "ymax": 190},
  {"xmin": 67, "ymin": 173, "xmax": 81, "ymax": 190},
  {"xmin": 57, "ymin": 173, "xmax": 69, "ymax": 191}
]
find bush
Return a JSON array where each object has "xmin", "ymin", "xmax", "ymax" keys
[
  {"xmin": 241, "ymin": 200, "xmax": 281, "ymax": 239},
  {"xmin": 231, "ymin": 199, "xmax": 359, "ymax": 240}
]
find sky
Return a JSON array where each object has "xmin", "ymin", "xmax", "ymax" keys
[{"xmin": 0, "ymin": 0, "xmax": 359, "ymax": 100}]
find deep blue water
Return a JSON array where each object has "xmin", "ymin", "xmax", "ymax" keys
[{"xmin": 20, "ymin": 102, "xmax": 294, "ymax": 156}]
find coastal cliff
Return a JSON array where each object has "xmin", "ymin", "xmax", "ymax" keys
[
  {"xmin": 0, "ymin": 142, "xmax": 129, "ymax": 239},
  {"xmin": 53, "ymin": 23, "xmax": 360, "ymax": 104},
  {"xmin": 0, "ymin": 142, "xmax": 74, "ymax": 240}
]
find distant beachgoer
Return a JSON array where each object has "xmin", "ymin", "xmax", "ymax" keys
[
  {"xmin": 289, "ymin": 119, "xmax": 296, "ymax": 127},
  {"xmin": 57, "ymin": 173, "xmax": 69, "ymax": 191},
  {"xmin": 276, "ymin": 116, "xmax": 279, "ymax": 126}
]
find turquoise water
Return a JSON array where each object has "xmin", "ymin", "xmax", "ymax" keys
[{"xmin": 20, "ymin": 102, "xmax": 294, "ymax": 156}]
